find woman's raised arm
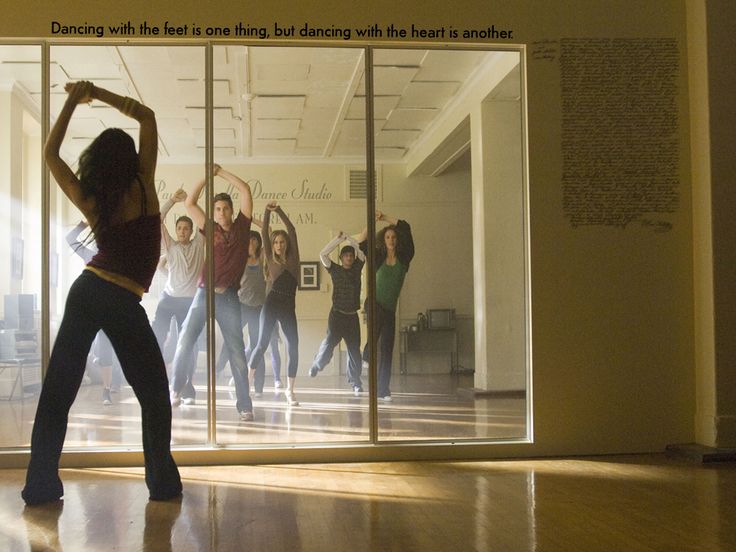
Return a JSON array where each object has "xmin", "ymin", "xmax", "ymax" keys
[
  {"xmin": 92, "ymin": 84, "xmax": 158, "ymax": 213},
  {"xmin": 45, "ymin": 81, "xmax": 95, "ymax": 217}
]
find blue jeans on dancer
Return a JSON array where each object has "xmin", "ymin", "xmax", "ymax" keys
[
  {"xmin": 152, "ymin": 291, "xmax": 196, "ymax": 397},
  {"xmin": 313, "ymin": 308, "xmax": 363, "ymax": 389},
  {"xmin": 170, "ymin": 287, "xmax": 252, "ymax": 414},
  {"xmin": 216, "ymin": 303, "xmax": 282, "ymax": 392},
  {"xmin": 362, "ymin": 301, "xmax": 396, "ymax": 398}
]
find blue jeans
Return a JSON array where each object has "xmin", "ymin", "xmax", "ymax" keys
[
  {"xmin": 152, "ymin": 291, "xmax": 194, "ymax": 361},
  {"xmin": 313, "ymin": 309, "xmax": 363, "ymax": 388},
  {"xmin": 216, "ymin": 303, "xmax": 282, "ymax": 391},
  {"xmin": 23, "ymin": 271, "xmax": 181, "ymax": 504},
  {"xmin": 362, "ymin": 301, "xmax": 396, "ymax": 398},
  {"xmin": 171, "ymin": 288, "xmax": 252, "ymax": 413}
]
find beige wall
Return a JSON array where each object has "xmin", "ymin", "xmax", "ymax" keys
[{"xmin": 1, "ymin": 0, "xmax": 712, "ymax": 457}]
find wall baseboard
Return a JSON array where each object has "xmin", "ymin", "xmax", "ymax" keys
[
  {"xmin": 666, "ymin": 442, "xmax": 736, "ymax": 463},
  {"xmin": 457, "ymin": 388, "xmax": 525, "ymax": 399}
]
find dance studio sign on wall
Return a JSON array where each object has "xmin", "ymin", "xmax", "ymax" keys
[{"xmin": 157, "ymin": 177, "xmax": 335, "ymax": 225}]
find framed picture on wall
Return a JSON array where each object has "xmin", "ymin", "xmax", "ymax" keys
[{"xmin": 298, "ymin": 261, "xmax": 320, "ymax": 291}]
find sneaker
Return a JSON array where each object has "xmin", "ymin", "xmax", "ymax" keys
[
  {"xmin": 182, "ymin": 397, "xmax": 195, "ymax": 406},
  {"xmin": 353, "ymin": 386, "xmax": 363, "ymax": 396},
  {"xmin": 102, "ymin": 388, "xmax": 112, "ymax": 405},
  {"xmin": 309, "ymin": 365, "xmax": 319, "ymax": 378},
  {"xmin": 285, "ymin": 390, "xmax": 300, "ymax": 406},
  {"xmin": 274, "ymin": 380, "xmax": 283, "ymax": 389},
  {"xmin": 254, "ymin": 392, "xmax": 263, "ymax": 399},
  {"xmin": 240, "ymin": 410, "xmax": 254, "ymax": 422},
  {"xmin": 379, "ymin": 395, "xmax": 392, "ymax": 403},
  {"xmin": 170, "ymin": 390, "xmax": 182, "ymax": 407}
]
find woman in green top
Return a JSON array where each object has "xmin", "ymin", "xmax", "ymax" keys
[{"xmin": 359, "ymin": 210, "xmax": 415, "ymax": 401}]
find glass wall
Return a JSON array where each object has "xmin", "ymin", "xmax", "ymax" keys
[
  {"xmin": 0, "ymin": 41, "xmax": 529, "ymax": 459},
  {"xmin": 210, "ymin": 45, "xmax": 370, "ymax": 445},
  {"xmin": 47, "ymin": 45, "xmax": 208, "ymax": 448},
  {"xmin": 370, "ymin": 49, "xmax": 527, "ymax": 442},
  {"xmin": 0, "ymin": 45, "xmax": 42, "ymax": 447}
]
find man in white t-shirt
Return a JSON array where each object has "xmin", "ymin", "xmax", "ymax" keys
[{"xmin": 152, "ymin": 189, "xmax": 205, "ymax": 403}]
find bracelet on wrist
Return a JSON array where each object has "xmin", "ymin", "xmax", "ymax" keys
[{"xmin": 121, "ymin": 97, "xmax": 139, "ymax": 115}]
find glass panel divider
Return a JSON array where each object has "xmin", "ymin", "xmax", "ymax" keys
[
  {"xmin": 364, "ymin": 46, "xmax": 378, "ymax": 445},
  {"xmin": 41, "ymin": 41, "xmax": 50, "ymax": 379},
  {"xmin": 205, "ymin": 42, "xmax": 217, "ymax": 446}
]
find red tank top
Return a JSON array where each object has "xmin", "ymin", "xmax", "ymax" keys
[{"xmin": 87, "ymin": 213, "xmax": 161, "ymax": 292}]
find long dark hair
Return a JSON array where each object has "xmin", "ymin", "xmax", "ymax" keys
[
  {"xmin": 77, "ymin": 128, "xmax": 138, "ymax": 237},
  {"xmin": 376, "ymin": 225, "xmax": 402, "ymax": 257}
]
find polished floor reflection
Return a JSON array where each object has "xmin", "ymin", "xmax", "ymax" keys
[
  {"xmin": 1, "ymin": 454, "xmax": 735, "ymax": 551},
  {"xmin": 0, "ymin": 374, "xmax": 526, "ymax": 447}
]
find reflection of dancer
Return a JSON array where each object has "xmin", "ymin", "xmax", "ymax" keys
[
  {"xmin": 23, "ymin": 81, "xmax": 181, "ymax": 505},
  {"xmin": 360, "ymin": 210, "xmax": 415, "ymax": 401},
  {"xmin": 22, "ymin": 501, "xmax": 64, "ymax": 551},
  {"xmin": 309, "ymin": 231, "xmax": 365, "ymax": 395},
  {"xmin": 65, "ymin": 221, "xmax": 123, "ymax": 404},
  {"xmin": 143, "ymin": 499, "xmax": 182, "ymax": 552},
  {"xmin": 169, "ymin": 165, "xmax": 254, "ymax": 421},
  {"xmin": 152, "ymin": 189, "xmax": 204, "ymax": 404},
  {"xmin": 216, "ymin": 228, "xmax": 283, "ymax": 396},
  {"xmin": 249, "ymin": 202, "xmax": 301, "ymax": 406}
]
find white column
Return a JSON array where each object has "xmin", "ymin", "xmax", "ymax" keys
[
  {"xmin": 471, "ymin": 93, "xmax": 526, "ymax": 392},
  {"xmin": 689, "ymin": 0, "xmax": 736, "ymax": 447}
]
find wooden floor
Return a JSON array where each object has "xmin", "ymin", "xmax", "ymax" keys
[
  {"xmin": 0, "ymin": 374, "xmax": 527, "ymax": 448},
  {"xmin": 2, "ymin": 454, "xmax": 735, "ymax": 551}
]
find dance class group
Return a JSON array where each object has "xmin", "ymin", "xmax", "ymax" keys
[{"xmin": 22, "ymin": 82, "xmax": 414, "ymax": 505}]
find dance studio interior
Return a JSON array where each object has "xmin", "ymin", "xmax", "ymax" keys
[{"xmin": 0, "ymin": 0, "xmax": 735, "ymax": 550}]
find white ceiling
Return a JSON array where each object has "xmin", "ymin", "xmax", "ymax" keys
[{"xmin": 0, "ymin": 44, "xmax": 516, "ymax": 165}]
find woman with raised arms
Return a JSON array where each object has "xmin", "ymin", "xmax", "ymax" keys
[{"xmin": 23, "ymin": 81, "xmax": 181, "ymax": 505}]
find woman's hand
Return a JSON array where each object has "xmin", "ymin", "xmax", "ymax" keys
[
  {"xmin": 266, "ymin": 201, "xmax": 278, "ymax": 211},
  {"xmin": 64, "ymin": 81, "xmax": 94, "ymax": 105},
  {"xmin": 213, "ymin": 163, "xmax": 222, "ymax": 176},
  {"xmin": 375, "ymin": 209, "xmax": 385, "ymax": 222},
  {"xmin": 172, "ymin": 188, "xmax": 187, "ymax": 203}
]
